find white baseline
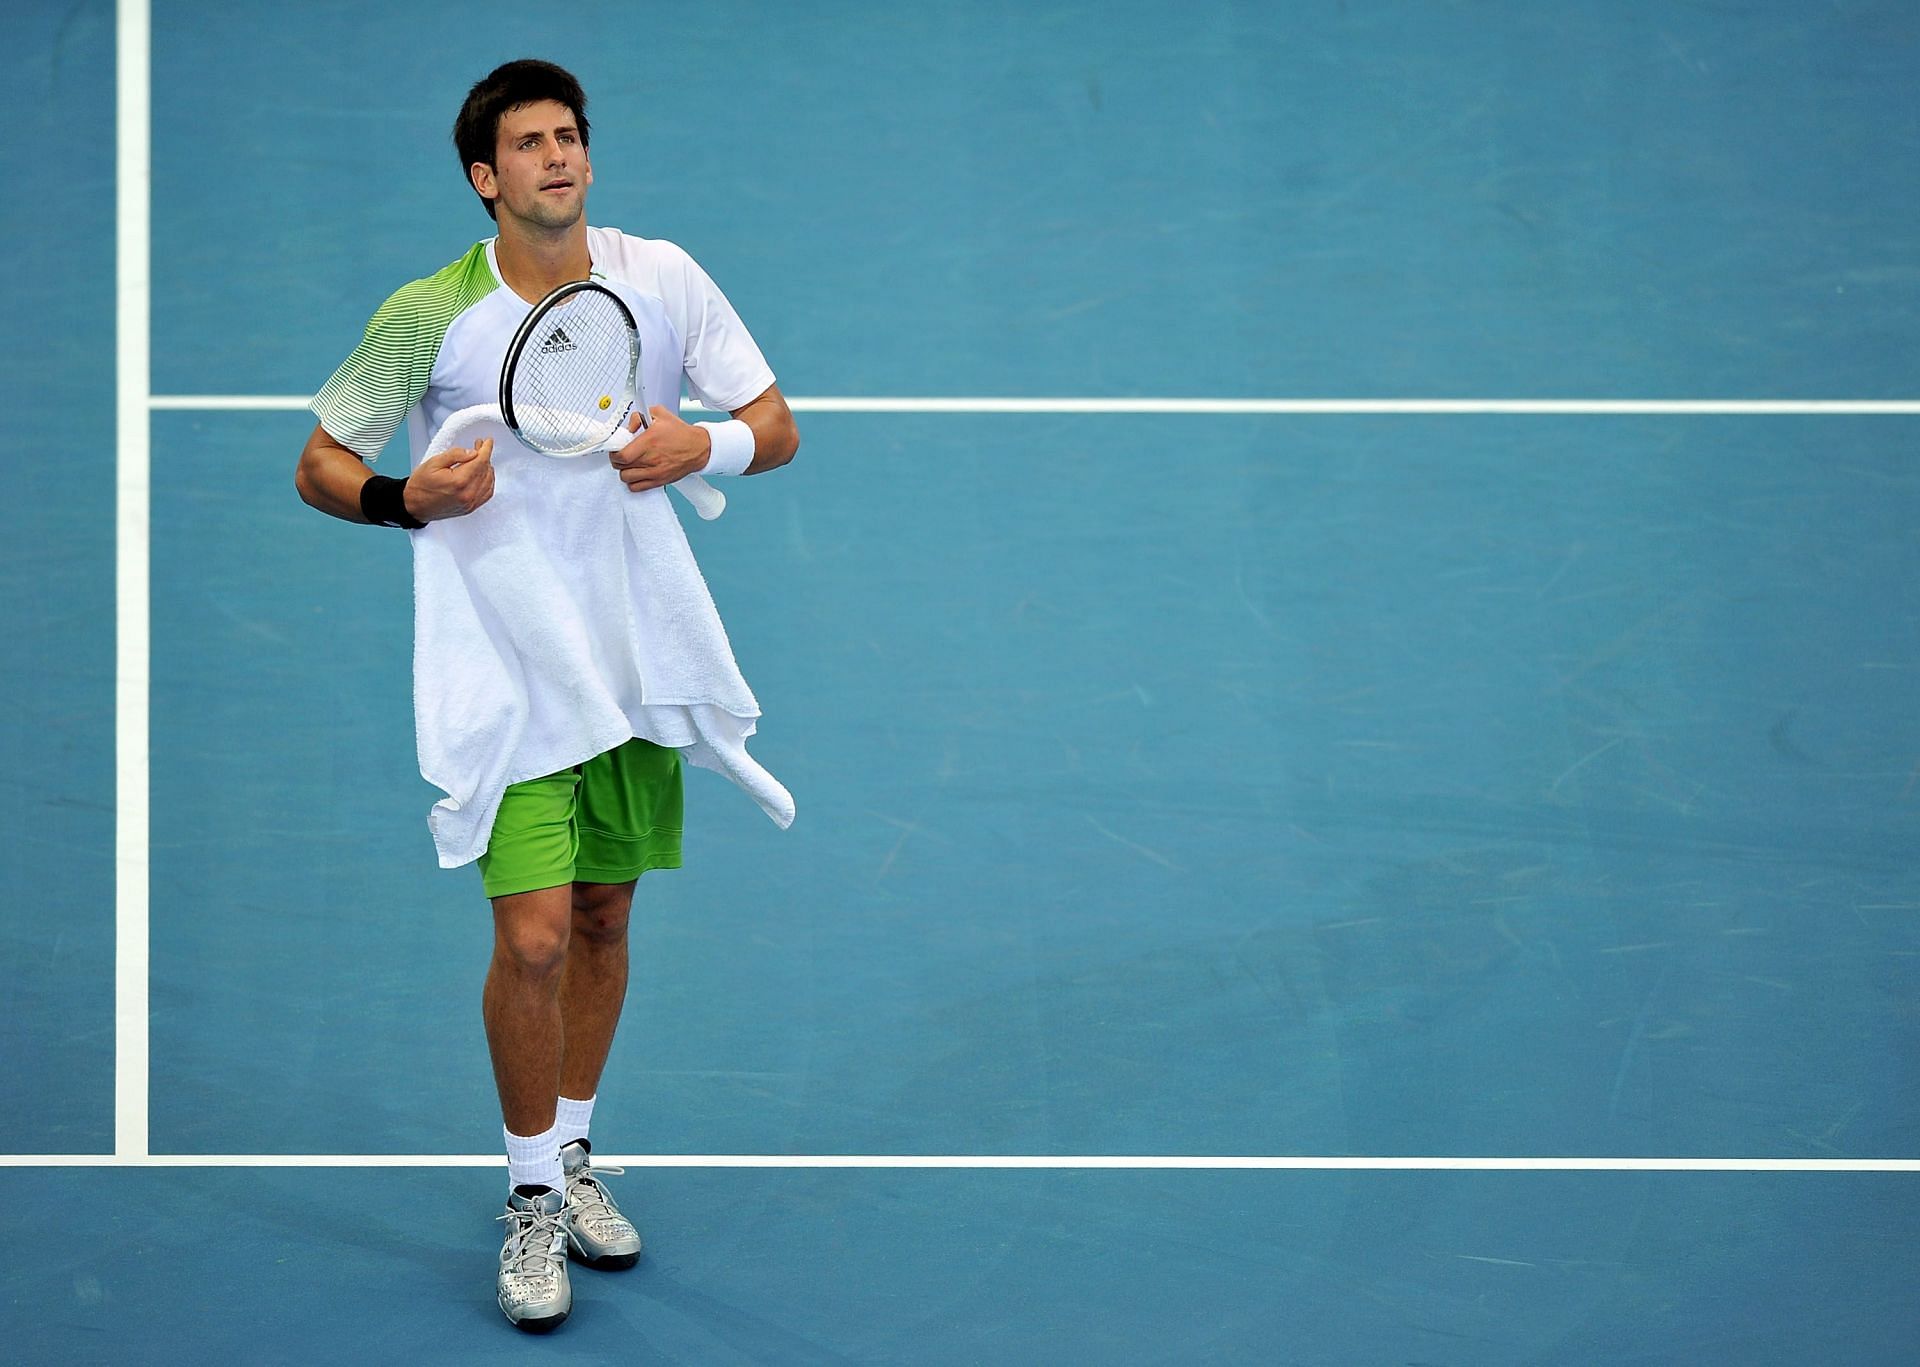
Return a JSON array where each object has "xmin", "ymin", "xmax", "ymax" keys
[
  {"xmin": 1, "ymin": 1154, "xmax": 1916, "ymax": 1172},
  {"xmin": 150, "ymin": 395, "xmax": 1920, "ymax": 415}
]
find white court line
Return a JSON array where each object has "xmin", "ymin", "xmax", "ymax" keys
[
  {"xmin": 148, "ymin": 395, "xmax": 1920, "ymax": 415},
  {"xmin": 114, "ymin": 0, "xmax": 150, "ymax": 1163},
  {"xmin": 1, "ymin": 1154, "xmax": 1916, "ymax": 1172}
]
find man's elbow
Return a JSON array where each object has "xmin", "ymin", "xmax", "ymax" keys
[
  {"xmin": 294, "ymin": 452, "xmax": 326, "ymax": 510},
  {"xmin": 769, "ymin": 413, "xmax": 800, "ymax": 468}
]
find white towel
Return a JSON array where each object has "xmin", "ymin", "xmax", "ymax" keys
[{"xmin": 410, "ymin": 404, "xmax": 794, "ymax": 869}]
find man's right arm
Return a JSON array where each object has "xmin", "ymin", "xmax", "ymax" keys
[{"xmin": 294, "ymin": 422, "xmax": 496, "ymax": 524}]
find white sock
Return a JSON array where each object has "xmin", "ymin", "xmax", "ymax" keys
[
  {"xmin": 504, "ymin": 1120, "xmax": 563, "ymax": 1194},
  {"xmin": 555, "ymin": 1094, "xmax": 596, "ymax": 1149}
]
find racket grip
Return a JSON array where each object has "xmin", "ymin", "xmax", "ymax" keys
[{"xmin": 674, "ymin": 474, "xmax": 727, "ymax": 520}]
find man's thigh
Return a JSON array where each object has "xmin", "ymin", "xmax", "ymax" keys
[
  {"xmin": 573, "ymin": 739, "xmax": 683, "ymax": 884},
  {"xmin": 479, "ymin": 767, "xmax": 584, "ymax": 899}
]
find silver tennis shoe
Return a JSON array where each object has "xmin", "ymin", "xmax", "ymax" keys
[
  {"xmin": 496, "ymin": 1186, "xmax": 572, "ymax": 1332},
  {"xmin": 561, "ymin": 1140, "xmax": 643, "ymax": 1269}
]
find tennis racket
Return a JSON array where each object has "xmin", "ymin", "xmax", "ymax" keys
[{"xmin": 498, "ymin": 280, "xmax": 726, "ymax": 520}]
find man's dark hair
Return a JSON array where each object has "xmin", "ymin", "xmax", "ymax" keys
[{"xmin": 452, "ymin": 59, "xmax": 591, "ymax": 220}]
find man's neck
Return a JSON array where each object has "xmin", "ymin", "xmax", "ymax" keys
[{"xmin": 494, "ymin": 221, "xmax": 591, "ymax": 303}]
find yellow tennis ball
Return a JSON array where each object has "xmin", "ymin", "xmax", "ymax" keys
[{"xmin": 598, "ymin": 395, "xmax": 612, "ymax": 410}]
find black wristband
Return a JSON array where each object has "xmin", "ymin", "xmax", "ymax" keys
[{"xmin": 360, "ymin": 474, "xmax": 425, "ymax": 529}]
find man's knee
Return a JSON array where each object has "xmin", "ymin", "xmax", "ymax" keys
[
  {"xmin": 492, "ymin": 888, "xmax": 572, "ymax": 978},
  {"xmin": 571, "ymin": 880, "xmax": 636, "ymax": 945}
]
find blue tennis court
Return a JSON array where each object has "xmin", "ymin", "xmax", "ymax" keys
[{"xmin": 5, "ymin": 0, "xmax": 1919, "ymax": 1361}]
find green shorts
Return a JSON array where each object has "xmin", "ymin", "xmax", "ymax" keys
[{"xmin": 477, "ymin": 738, "xmax": 684, "ymax": 899}]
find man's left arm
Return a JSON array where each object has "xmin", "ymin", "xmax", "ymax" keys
[
  {"xmin": 723, "ymin": 384, "xmax": 801, "ymax": 475},
  {"xmin": 609, "ymin": 383, "xmax": 799, "ymax": 493}
]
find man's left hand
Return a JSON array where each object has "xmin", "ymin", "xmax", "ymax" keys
[{"xmin": 609, "ymin": 406, "xmax": 711, "ymax": 492}]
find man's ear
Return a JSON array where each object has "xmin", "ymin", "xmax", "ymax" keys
[{"xmin": 470, "ymin": 161, "xmax": 498, "ymax": 207}]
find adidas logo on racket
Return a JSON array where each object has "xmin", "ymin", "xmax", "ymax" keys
[{"xmin": 540, "ymin": 327, "xmax": 577, "ymax": 354}]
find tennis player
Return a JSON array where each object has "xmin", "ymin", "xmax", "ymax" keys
[{"xmin": 293, "ymin": 59, "xmax": 797, "ymax": 1332}]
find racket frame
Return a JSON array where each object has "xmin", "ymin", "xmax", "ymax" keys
[{"xmin": 498, "ymin": 280, "xmax": 642, "ymax": 457}]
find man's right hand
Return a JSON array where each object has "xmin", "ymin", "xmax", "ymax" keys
[{"xmin": 403, "ymin": 438, "xmax": 495, "ymax": 521}]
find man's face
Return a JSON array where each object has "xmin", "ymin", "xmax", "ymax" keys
[{"xmin": 473, "ymin": 99, "xmax": 592, "ymax": 230}]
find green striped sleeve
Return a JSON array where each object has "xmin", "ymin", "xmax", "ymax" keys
[{"xmin": 310, "ymin": 244, "xmax": 498, "ymax": 460}]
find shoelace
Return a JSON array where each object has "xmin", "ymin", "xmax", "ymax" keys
[
  {"xmin": 496, "ymin": 1202, "xmax": 568, "ymax": 1276},
  {"xmin": 565, "ymin": 1163, "xmax": 628, "ymax": 1220}
]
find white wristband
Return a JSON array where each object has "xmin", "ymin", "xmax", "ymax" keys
[{"xmin": 696, "ymin": 419, "xmax": 755, "ymax": 477}]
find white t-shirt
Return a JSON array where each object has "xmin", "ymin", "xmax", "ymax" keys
[
  {"xmin": 312, "ymin": 227, "xmax": 776, "ymax": 467},
  {"xmin": 309, "ymin": 228, "xmax": 793, "ymax": 864}
]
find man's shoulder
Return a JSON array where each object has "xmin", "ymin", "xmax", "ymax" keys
[
  {"xmin": 371, "ymin": 241, "xmax": 501, "ymax": 329},
  {"xmin": 588, "ymin": 226, "xmax": 696, "ymax": 287}
]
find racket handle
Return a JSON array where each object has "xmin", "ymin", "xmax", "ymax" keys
[{"xmin": 674, "ymin": 474, "xmax": 727, "ymax": 520}]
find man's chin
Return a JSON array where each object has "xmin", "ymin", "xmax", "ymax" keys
[{"xmin": 511, "ymin": 198, "xmax": 586, "ymax": 232}]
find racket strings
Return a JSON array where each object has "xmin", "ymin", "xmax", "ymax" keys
[{"xmin": 507, "ymin": 290, "xmax": 637, "ymax": 455}]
